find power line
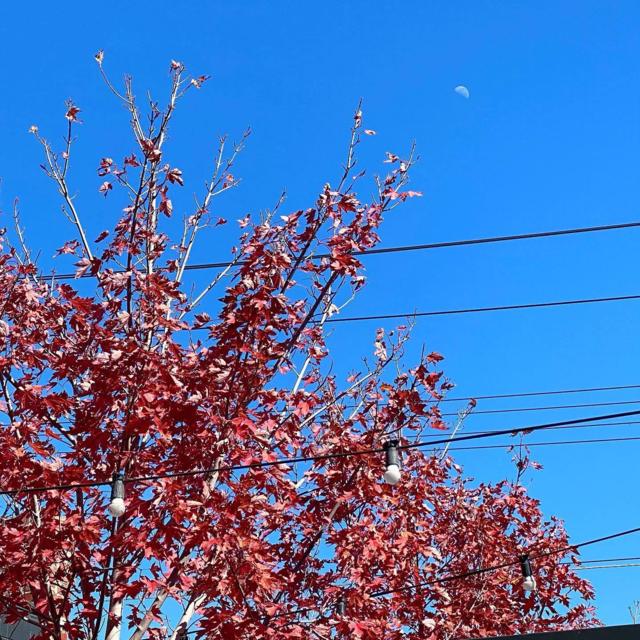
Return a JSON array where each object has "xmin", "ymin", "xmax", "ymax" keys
[
  {"xmin": 439, "ymin": 399, "xmax": 640, "ymax": 417},
  {"xmin": 345, "ymin": 221, "xmax": 640, "ymax": 258},
  {"xmin": 432, "ymin": 420, "xmax": 640, "ymax": 436},
  {"xmin": 349, "ymin": 400, "xmax": 640, "ymax": 417},
  {"xmin": 567, "ymin": 556, "xmax": 640, "ymax": 565},
  {"xmin": 2, "ymin": 393, "xmax": 638, "ymax": 440},
  {"xmin": 441, "ymin": 383, "xmax": 640, "ymax": 403},
  {"xmin": 1, "ymin": 409, "xmax": 639, "ymax": 497},
  {"xmin": 402, "ymin": 410, "xmax": 640, "ymax": 453},
  {"xmin": 43, "ymin": 219, "xmax": 640, "ymax": 281},
  {"xmin": 323, "ymin": 294, "xmax": 640, "ymax": 324},
  {"xmin": 347, "ymin": 400, "xmax": 640, "ymax": 416},
  {"xmin": 445, "ymin": 434, "xmax": 640, "ymax": 452},
  {"xmin": 189, "ymin": 294, "xmax": 640, "ymax": 332},
  {"xmin": 2, "ymin": 387, "xmax": 639, "ymax": 432},
  {"xmin": 176, "ymin": 220, "xmax": 640, "ymax": 273},
  {"xmin": 575, "ymin": 563, "xmax": 640, "ymax": 570}
]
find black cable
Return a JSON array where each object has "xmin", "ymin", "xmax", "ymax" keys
[
  {"xmin": 1, "ymin": 409, "xmax": 639, "ymax": 497},
  {"xmin": 176, "ymin": 221, "xmax": 640, "ymax": 272},
  {"xmin": 40, "ymin": 220, "xmax": 640, "ymax": 281},
  {"xmin": 441, "ymin": 383, "xmax": 640, "ymax": 403},
  {"xmin": 295, "ymin": 399, "xmax": 640, "ymax": 417},
  {"xmin": 2, "ymin": 388, "xmax": 638, "ymax": 434},
  {"xmin": 429, "ymin": 419, "xmax": 640, "ymax": 436},
  {"xmin": 322, "ymin": 294, "xmax": 640, "ymax": 324},
  {"xmin": 575, "ymin": 562, "xmax": 640, "ymax": 570},
  {"xmin": 443, "ymin": 434, "xmax": 640, "ymax": 452},
  {"xmin": 199, "ymin": 220, "xmax": 640, "ymax": 269},
  {"xmin": 402, "ymin": 410, "xmax": 640, "ymax": 452},
  {"xmin": 566, "ymin": 556, "xmax": 640, "ymax": 565},
  {"xmin": 189, "ymin": 294, "xmax": 640, "ymax": 332},
  {"xmin": 439, "ymin": 399, "xmax": 640, "ymax": 417}
]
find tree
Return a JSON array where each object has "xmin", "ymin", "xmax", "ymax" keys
[{"xmin": 0, "ymin": 56, "xmax": 596, "ymax": 640}]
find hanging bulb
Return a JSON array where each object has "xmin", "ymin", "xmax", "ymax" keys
[
  {"xmin": 335, "ymin": 594, "xmax": 346, "ymax": 616},
  {"xmin": 383, "ymin": 440, "xmax": 401, "ymax": 485},
  {"xmin": 109, "ymin": 472, "xmax": 126, "ymax": 518},
  {"xmin": 520, "ymin": 555, "xmax": 537, "ymax": 592}
]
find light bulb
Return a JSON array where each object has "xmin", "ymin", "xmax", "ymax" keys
[
  {"xmin": 383, "ymin": 440, "xmax": 402, "ymax": 485},
  {"xmin": 383, "ymin": 464, "xmax": 401, "ymax": 485},
  {"xmin": 522, "ymin": 575, "xmax": 537, "ymax": 592},
  {"xmin": 109, "ymin": 497, "xmax": 126, "ymax": 518}
]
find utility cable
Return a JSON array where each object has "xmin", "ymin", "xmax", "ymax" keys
[
  {"xmin": 323, "ymin": 294, "xmax": 640, "ymax": 324},
  {"xmin": 306, "ymin": 399, "xmax": 640, "ymax": 417},
  {"xmin": 439, "ymin": 399, "xmax": 640, "ymax": 416},
  {"xmin": 442, "ymin": 434, "xmax": 640, "ymax": 452},
  {"xmin": 575, "ymin": 563, "xmax": 640, "ymax": 570},
  {"xmin": 43, "ymin": 220, "xmax": 640, "ymax": 281},
  {"xmin": 440, "ymin": 383, "xmax": 640, "ymax": 403},
  {"xmin": 427, "ymin": 419, "xmax": 640, "ymax": 436}
]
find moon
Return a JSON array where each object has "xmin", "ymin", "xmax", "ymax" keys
[{"xmin": 454, "ymin": 85, "xmax": 470, "ymax": 99}]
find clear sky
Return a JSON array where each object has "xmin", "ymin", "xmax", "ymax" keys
[{"xmin": 1, "ymin": 0, "xmax": 639, "ymax": 627}]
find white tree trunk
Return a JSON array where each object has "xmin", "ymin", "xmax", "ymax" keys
[
  {"xmin": 168, "ymin": 594, "xmax": 207, "ymax": 640},
  {"xmin": 105, "ymin": 599, "xmax": 122, "ymax": 640}
]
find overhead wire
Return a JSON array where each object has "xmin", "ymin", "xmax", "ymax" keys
[
  {"xmin": 563, "ymin": 556, "xmax": 640, "ymax": 565},
  {"xmin": 439, "ymin": 383, "xmax": 640, "ymax": 403},
  {"xmin": 441, "ymin": 434, "xmax": 640, "ymax": 452},
  {"xmin": 426, "ymin": 419, "xmax": 640, "ymax": 436},
  {"xmin": 322, "ymin": 294, "xmax": 640, "ymax": 324},
  {"xmin": 439, "ymin": 399, "xmax": 640, "ymax": 416},
  {"xmin": 42, "ymin": 219, "xmax": 640, "ymax": 281},
  {"xmin": 347, "ymin": 399, "xmax": 640, "ymax": 416},
  {"xmin": 575, "ymin": 563, "xmax": 640, "ymax": 570},
  {"xmin": 186, "ymin": 220, "xmax": 640, "ymax": 272}
]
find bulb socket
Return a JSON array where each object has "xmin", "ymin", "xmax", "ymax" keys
[
  {"xmin": 519, "ymin": 554, "xmax": 533, "ymax": 578},
  {"xmin": 111, "ymin": 472, "xmax": 125, "ymax": 501},
  {"xmin": 384, "ymin": 440, "xmax": 400, "ymax": 468}
]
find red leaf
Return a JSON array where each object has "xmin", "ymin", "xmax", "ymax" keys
[
  {"xmin": 99, "ymin": 181, "xmax": 112, "ymax": 196},
  {"xmin": 65, "ymin": 103, "xmax": 81, "ymax": 122}
]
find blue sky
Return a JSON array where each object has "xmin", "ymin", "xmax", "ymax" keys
[{"xmin": 1, "ymin": 0, "xmax": 639, "ymax": 626}]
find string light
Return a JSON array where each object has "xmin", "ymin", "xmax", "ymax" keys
[
  {"xmin": 383, "ymin": 440, "xmax": 401, "ymax": 485},
  {"xmin": 1, "ymin": 409, "xmax": 640, "ymax": 498},
  {"xmin": 7, "ymin": 527, "xmax": 640, "ymax": 630},
  {"xmin": 109, "ymin": 472, "xmax": 126, "ymax": 518}
]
